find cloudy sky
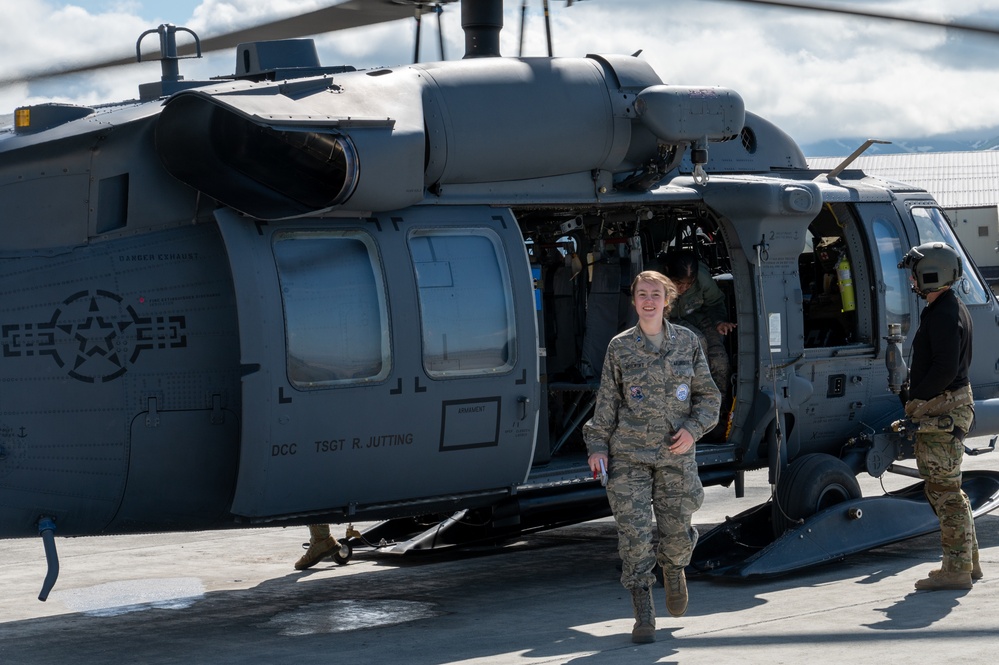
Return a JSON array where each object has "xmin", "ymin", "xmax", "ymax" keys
[{"xmin": 4, "ymin": 0, "xmax": 999, "ymax": 150}]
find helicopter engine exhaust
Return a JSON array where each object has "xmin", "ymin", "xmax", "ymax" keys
[
  {"xmin": 155, "ymin": 55, "xmax": 744, "ymax": 220},
  {"xmin": 155, "ymin": 92, "xmax": 362, "ymax": 220}
]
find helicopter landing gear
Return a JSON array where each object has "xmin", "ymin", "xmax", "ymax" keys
[
  {"xmin": 332, "ymin": 524, "xmax": 367, "ymax": 564},
  {"xmin": 772, "ymin": 453, "xmax": 862, "ymax": 536},
  {"xmin": 332, "ymin": 539, "xmax": 353, "ymax": 565}
]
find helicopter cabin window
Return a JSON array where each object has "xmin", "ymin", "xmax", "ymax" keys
[
  {"xmin": 408, "ymin": 229, "xmax": 517, "ymax": 377},
  {"xmin": 799, "ymin": 203, "xmax": 873, "ymax": 349},
  {"xmin": 872, "ymin": 217, "xmax": 912, "ymax": 336},
  {"xmin": 910, "ymin": 206, "xmax": 991, "ymax": 306},
  {"xmin": 273, "ymin": 231, "xmax": 391, "ymax": 388}
]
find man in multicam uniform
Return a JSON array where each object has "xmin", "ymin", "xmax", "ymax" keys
[
  {"xmin": 662, "ymin": 251, "xmax": 735, "ymax": 404},
  {"xmin": 899, "ymin": 242, "xmax": 982, "ymax": 591},
  {"xmin": 584, "ymin": 270, "xmax": 720, "ymax": 644}
]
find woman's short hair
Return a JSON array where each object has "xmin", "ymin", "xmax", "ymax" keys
[{"xmin": 630, "ymin": 270, "xmax": 678, "ymax": 311}]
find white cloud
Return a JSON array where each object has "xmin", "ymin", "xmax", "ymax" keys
[{"xmin": 4, "ymin": 0, "xmax": 999, "ymax": 147}]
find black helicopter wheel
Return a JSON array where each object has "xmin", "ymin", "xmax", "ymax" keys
[
  {"xmin": 772, "ymin": 453, "xmax": 862, "ymax": 537},
  {"xmin": 332, "ymin": 539, "xmax": 353, "ymax": 565}
]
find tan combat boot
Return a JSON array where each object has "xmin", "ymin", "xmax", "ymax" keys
[
  {"xmin": 927, "ymin": 550, "xmax": 983, "ymax": 583},
  {"xmin": 915, "ymin": 570, "xmax": 973, "ymax": 591},
  {"xmin": 295, "ymin": 526, "xmax": 339, "ymax": 570},
  {"xmin": 630, "ymin": 586, "xmax": 656, "ymax": 644},
  {"xmin": 664, "ymin": 568, "xmax": 688, "ymax": 617}
]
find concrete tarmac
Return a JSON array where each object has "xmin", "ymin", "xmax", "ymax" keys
[{"xmin": 1, "ymin": 443, "xmax": 997, "ymax": 665}]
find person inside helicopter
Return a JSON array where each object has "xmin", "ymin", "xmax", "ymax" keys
[{"xmin": 661, "ymin": 250, "xmax": 735, "ymax": 408}]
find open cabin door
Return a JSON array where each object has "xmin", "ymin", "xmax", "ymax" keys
[{"xmin": 215, "ymin": 207, "xmax": 539, "ymax": 520}]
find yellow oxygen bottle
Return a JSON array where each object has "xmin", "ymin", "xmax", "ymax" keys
[{"xmin": 837, "ymin": 253, "xmax": 856, "ymax": 312}]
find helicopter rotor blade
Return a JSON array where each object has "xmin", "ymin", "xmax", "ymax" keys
[
  {"xmin": 194, "ymin": 1, "xmax": 432, "ymax": 53},
  {"xmin": 714, "ymin": 0, "xmax": 999, "ymax": 39},
  {"xmin": 6, "ymin": 0, "xmax": 999, "ymax": 89},
  {"xmin": 1, "ymin": 0, "xmax": 436, "ymax": 87}
]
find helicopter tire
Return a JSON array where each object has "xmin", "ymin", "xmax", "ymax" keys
[
  {"xmin": 332, "ymin": 539, "xmax": 353, "ymax": 565},
  {"xmin": 772, "ymin": 453, "xmax": 862, "ymax": 537}
]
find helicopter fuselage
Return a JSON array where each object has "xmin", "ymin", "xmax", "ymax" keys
[{"xmin": 2, "ymin": 47, "xmax": 998, "ymax": 554}]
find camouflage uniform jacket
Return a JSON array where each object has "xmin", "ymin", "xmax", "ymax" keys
[
  {"xmin": 668, "ymin": 262, "xmax": 727, "ymax": 332},
  {"xmin": 584, "ymin": 320, "xmax": 721, "ymax": 462}
]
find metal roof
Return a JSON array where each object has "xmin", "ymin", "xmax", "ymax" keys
[{"xmin": 807, "ymin": 151, "xmax": 999, "ymax": 209}]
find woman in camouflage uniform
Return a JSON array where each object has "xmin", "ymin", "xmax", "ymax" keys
[{"xmin": 584, "ymin": 270, "xmax": 720, "ymax": 643}]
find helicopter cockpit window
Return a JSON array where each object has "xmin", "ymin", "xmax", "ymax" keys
[
  {"xmin": 408, "ymin": 229, "xmax": 517, "ymax": 377},
  {"xmin": 911, "ymin": 206, "xmax": 991, "ymax": 306},
  {"xmin": 799, "ymin": 203, "xmax": 873, "ymax": 349},
  {"xmin": 872, "ymin": 217, "xmax": 911, "ymax": 336},
  {"xmin": 273, "ymin": 231, "xmax": 391, "ymax": 388}
]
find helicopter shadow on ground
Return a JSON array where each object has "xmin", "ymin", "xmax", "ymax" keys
[
  {"xmin": 0, "ymin": 527, "xmax": 689, "ymax": 665},
  {"xmin": 352, "ymin": 510, "xmax": 997, "ymax": 622},
  {"xmin": 2, "ymin": 514, "xmax": 995, "ymax": 665},
  {"xmin": 0, "ymin": 522, "xmax": 803, "ymax": 665}
]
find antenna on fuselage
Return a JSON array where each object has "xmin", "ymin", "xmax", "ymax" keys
[{"xmin": 820, "ymin": 139, "xmax": 891, "ymax": 179}]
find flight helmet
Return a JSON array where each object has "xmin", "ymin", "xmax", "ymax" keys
[{"xmin": 898, "ymin": 242, "xmax": 962, "ymax": 298}]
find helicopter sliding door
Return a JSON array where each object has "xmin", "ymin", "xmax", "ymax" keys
[{"xmin": 216, "ymin": 206, "xmax": 539, "ymax": 520}]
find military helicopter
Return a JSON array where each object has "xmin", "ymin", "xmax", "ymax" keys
[{"xmin": 3, "ymin": 0, "xmax": 999, "ymax": 602}]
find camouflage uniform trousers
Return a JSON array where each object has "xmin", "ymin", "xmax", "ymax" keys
[
  {"xmin": 677, "ymin": 318, "xmax": 730, "ymax": 395},
  {"xmin": 606, "ymin": 452, "xmax": 704, "ymax": 590},
  {"xmin": 914, "ymin": 404, "xmax": 979, "ymax": 573},
  {"xmin": 308, "ymin": 524, "xmax": 332, "ymax": 540}
]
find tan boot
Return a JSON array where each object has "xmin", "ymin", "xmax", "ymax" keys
[
  {"xmin": 294, "ymin": 535, "xmax": 339, "ymax": 570},
  {"xmin": 928, "ymin": 551, "xmax": 983, "ymax": 582},
  {"xmin": 664, "ymin": 568, "xmax": 688, "ymax": 617},
  {"xmin": 915, "ymin": 571, "xmax": 972, "ymax": 591},
  {"xmin": 929, "ymin": 563, "xmax": 983, "ymax": 582},
  {"xmin": 630, "ymin": 587, "xmax": 656, "ymax": 644}
]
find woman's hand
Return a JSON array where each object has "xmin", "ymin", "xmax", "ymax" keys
[
  {"xmin": 669, "ymin": 428, "xmax": 694, "ymax": 454},
  {"xmin": 588, "ymin": 453, "xmax": 608, "ymax": 476}
]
